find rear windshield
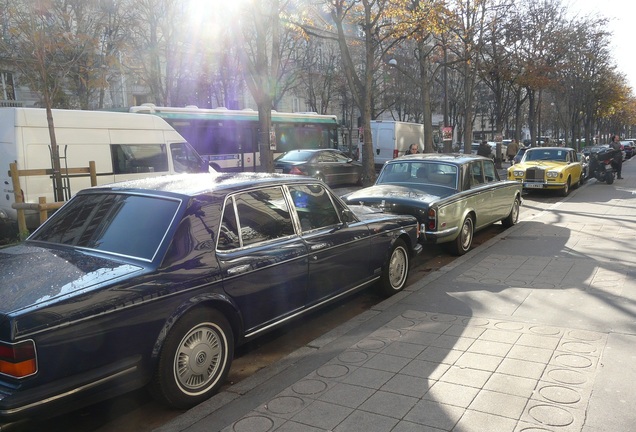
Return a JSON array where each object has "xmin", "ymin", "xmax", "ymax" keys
[{"xmin": 29, "ymin": 193, "xmax": 180, "ymax": 261}]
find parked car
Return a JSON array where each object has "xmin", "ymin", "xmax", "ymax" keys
[
  {"xmin": 577, "ymin": 152, "xmax": 590, "ymax": 180},
  {"xmin": 583, "ymin": 145, "xmax": 609, "ymax": 158},
  {"xmin": 508, "ymin": 147, "xmax": 584, "ymax": 196},
  {"xmin": 343, "ymin": 154, "xmax": 522, "ymax": 255},
  {"xmin": 620, "ymin": 140, "xmax": 634, "ymax": 159},
  {"xmin": 513, "ymin": 147, "xmax": 528, "ymax": 164},
  {"xmin": 274, "ymin": 149, "xmax": 363, "ymax": 186},
  {"xmin": 0, "ymin": 172, "xmax": 421, "ymax": 423}
]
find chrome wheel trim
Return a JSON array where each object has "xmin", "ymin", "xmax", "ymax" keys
[
  {"xmin": 173, "ymin": 322, "xmax": 226, "ymax": 396},
  {"xmin": 460, "ymin": 218, "xmax": 474, "ymax": 252},
  {"xmin": 388, "ymin": 245, "xmax": 408, "ymax": 289},
  {"xmin": 511, "ymin": 199, "xmax": 520, "ymax": 224}
]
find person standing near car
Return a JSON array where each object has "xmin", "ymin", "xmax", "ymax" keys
[
  {"xmin": 477, "ymin": 140, "xmax": 491, "ymax": 157},
  {"xmin": 404, "ymin": 143, "xmax": 419, "ymax": 155},
  {"xmin": 506, "ymin": 139, "xmax": 520, "ymax": 165},
  {"xmin": 610, "ymin": 135, "xmax": 624, "ymax": 179}
]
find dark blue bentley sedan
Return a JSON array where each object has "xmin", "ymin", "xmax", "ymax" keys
[{"xmin": 0, "ymin": 172, "xmax": 421, "ymax": 423}]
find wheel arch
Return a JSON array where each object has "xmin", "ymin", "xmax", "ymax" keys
[{"xmin": 150, "ymin": 295, "xmax": 243, "ymax": 364}]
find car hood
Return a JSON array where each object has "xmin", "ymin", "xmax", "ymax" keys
[
  {"xmin": 0, "ymin": 243, "xmax": 144, "ymax": 314},
  {"xmin": 345, "ymin": 184, "xmax": 454, "ymax": 206}
]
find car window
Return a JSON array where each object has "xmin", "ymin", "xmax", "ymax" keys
[
  {"xmin": 469, "ymin": 161, "xmax": 485, "ymax": 187},
  {"xmin": 483, "ymin": 160, "xmax": 497, "ymax": 182},
  {"xmin": 333, "ymin": 152, "xmax": 350, "ymax": 163},
  {"xmin": 288, "ymin": 184, "xmax": 340, "ymax": 231},
  {"xmin": 30, "ymin": 193, "xmax": 180, "ymax": 260},
  {"xmin": 526, "ymin": 149, "xmax": 568, "ymax": 161},
  {"xmin": 319, "ymin": 152, "xmax": 337, "ymax": 163},
  {"xmin": 218, "ymin": 187, "xmax": 295, "ymax": 250}
]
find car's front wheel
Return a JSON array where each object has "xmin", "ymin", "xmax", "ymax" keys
[
  {"xmin": 561, "ymin": 178, "xmax": 571, "ymax": 196},
  {"xmin": 446, "ymin": 216, "xmax": 474, "ymax": 256},
  {"xmin": 378, "ymin": 239, "xmax": 409, "ymax": 296},
  {"xmin": 150, "ymin": 308, "xmax": 234, "ymax": 409}
]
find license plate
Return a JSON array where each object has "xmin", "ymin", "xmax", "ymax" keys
[
  {"xmin": 605, "ymin": 164, "xmax": 612, "ymax": 169},
  {"xmin": 524, "ymin": 183, "xmax": 544, "ymax": 189},
  {"xmin": 275, "ymin": 169, "xmax": 283, "ymax": 173}
]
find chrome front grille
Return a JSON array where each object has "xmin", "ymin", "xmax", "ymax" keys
[{"xmin": 526, "ymin": 167, "xmax": 545, "ymax": 182}]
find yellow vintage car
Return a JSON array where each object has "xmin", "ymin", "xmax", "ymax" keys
[{"xmin": 507, "ymin": 147, "xmax": 583, "ymax": 196}]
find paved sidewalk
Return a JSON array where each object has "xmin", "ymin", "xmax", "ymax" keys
[{"xmin": 157, "ymin": 160, "xmax": 636, "ymax": 432}]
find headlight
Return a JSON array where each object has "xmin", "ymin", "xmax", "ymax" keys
[
  {"xmin": 547, "ymin": 171, "xmax": 559, "ymax": 178},
  {"xmin": 513, "ymin": 170, "xmax": 524, "ymax": 177}
]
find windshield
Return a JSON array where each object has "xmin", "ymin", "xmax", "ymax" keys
[
  {"xmin": 171, "ymin": 142, "xmax": 210, "ymax": 173},
  {"xmin": 29, "ymin": 193, "xmax": 181, "ymax": 261},
  {"xmin": 524, "ymin": 149, "xmax": 568, "ymax": 162},
  {"xmin": 378, "ymin": 161, "xmax": 458, "ymax": 188},
  {"xmin": 275, "ymin": 150, "xmax": 315, "ymax": 162}
]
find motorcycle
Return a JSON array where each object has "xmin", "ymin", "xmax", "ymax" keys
[{"xmin": 588, "ymin": 148, "xmax": 617, "ymax": 184}]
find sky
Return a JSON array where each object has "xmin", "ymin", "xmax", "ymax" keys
[{"xmin": 568, "ymin": 0, "xmax": 636, "ymax": 90}]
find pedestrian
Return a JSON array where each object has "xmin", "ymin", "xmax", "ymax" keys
[
  {"xmin": 506, "ymin": 139, "xmax": 520, "ymax": 165},
  {"xmin": 477, "ymin": 140, "xmax": 491, "ymax": 157},
  {"xmin": 404, "ymin": 143, "xmax": 419, "ymax": 155},
  {"xmin": 609, "ymin": 135, "xmax": 624, "ymax": 179}
]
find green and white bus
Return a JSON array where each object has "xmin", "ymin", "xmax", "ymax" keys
[{"xmin": 129, "ymin": 104, "xmax": 340, "ymax": 172}]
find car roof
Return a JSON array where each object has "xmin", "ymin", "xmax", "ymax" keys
[
  {"xmin": 282, "ymin": 148, "xmax": 341, "ymax": 154},
  {"xmin": 79, "ymin": 172, "xmax": 315, "ymax": 198},
  {"xmin": 392, "ymin": 153, "xmax": 489, "ymax": 164},
  {"xmin": 526, "ymin": 146, "xmax": 575, "ymax": 151}
]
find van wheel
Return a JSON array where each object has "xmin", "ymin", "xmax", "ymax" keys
[
  {"xmin": 150, "ymin": 308, "xmax": 233, "ymax": 409},
  {"xmin": 377, "ymin": 239, "xmax": 409, "ymax": 296}
]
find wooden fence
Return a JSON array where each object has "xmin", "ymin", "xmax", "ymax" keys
[{"xmin": 9, "ymin": 161, "xmax": 97, "ymax": 236}]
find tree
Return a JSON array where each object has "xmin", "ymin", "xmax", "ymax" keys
[
  {"xmin": 1, "ymin": 0, "xmax": 99, "ymax": 201},
  {"xmin": 445, "ymin": 0, "xmax": 491, "ymax": 153},
  {"xmin": 324, "ymin": 0, "xmax": 407, "ymax": 185}
]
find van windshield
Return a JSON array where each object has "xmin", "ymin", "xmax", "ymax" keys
[{"xmin": 171, "ymin": 142, "xmax": 210, "ymax": 173}]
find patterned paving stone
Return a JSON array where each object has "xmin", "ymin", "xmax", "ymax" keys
[{"xmin": 224, "ymin": 312, "xmax": 606, "ymax": 432}]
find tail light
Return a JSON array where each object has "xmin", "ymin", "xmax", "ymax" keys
[
  {"xmin": 427, "ymin": 208, "xmax": 437, "ymax": 230},
  {"xmin": 393, "ymin": 149, "xmax": 399, "ymax": 158},
  {"xmin": 289, "ymin": 166, "xmax": 305, "ymax": 175},
  {"xmin": 0, "ymin": 340, "xmax": 37, "ymax": 378}
]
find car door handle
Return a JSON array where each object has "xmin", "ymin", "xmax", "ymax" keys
[
  {"xmin": 227, "ymin": 264, "xmax": 251, "ymax": 275},
  {"xmin": 310, "ymin": 243, "xmax": 328, "ymax": 251}
]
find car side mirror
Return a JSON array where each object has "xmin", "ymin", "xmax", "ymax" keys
[{"xmin": 341, "ymin": 208, "xmax": 354, "ymax": 223}]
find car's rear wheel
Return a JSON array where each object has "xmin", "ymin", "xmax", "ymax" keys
[
  {"xmin": 446, "ymin": 216, "xmax": 474, "ymax": 256},
  {"xmin": 150, "ymin": 308, "xmax": 234, "ymax": 409},
  {"xmin": 502, "ymin": 197, "xmax": 520, "ymax": 228},
  {"xmin": 378, "ymin": 239, "xmax": 409, "ymax": 296}
]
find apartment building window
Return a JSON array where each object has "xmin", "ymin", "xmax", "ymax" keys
[{"xmin": 1, "ymin": 71, "xmax": 16, "ymax": 100}]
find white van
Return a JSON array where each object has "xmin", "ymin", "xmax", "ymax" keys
[
  {"xmin": 359, "ymin": 120, "xmax": 425, "ymax": 170},
  {"xmin": 0, "ymin": 108, "xmax": 210, "ymax": 227}
]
